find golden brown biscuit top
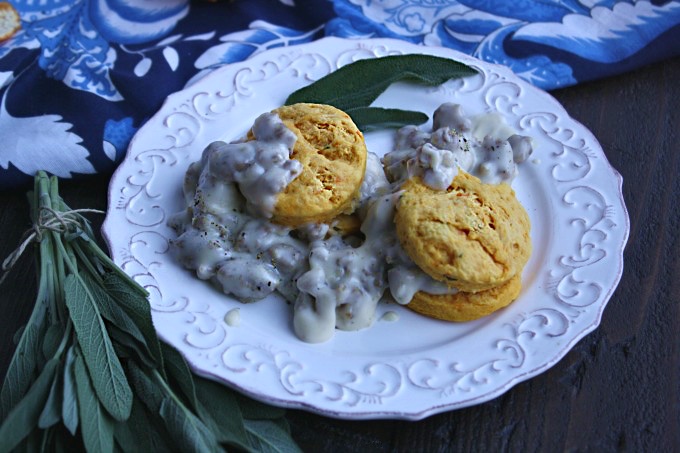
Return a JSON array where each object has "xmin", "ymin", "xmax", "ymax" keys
[
  {"xmin": 249, "ymin": 103, "xmax": 367, "ymax": 227},
  {"xmin": 394, "ymin": 172, "xmax": 531, "ymax": 292}
]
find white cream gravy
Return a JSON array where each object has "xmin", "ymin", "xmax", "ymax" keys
[{"xmin": 169, "ymin": 104, "xmax": 532, "ymax": 343}]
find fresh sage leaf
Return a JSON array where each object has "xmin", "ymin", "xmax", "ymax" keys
[
  {"xmin": 195, "ymin": 400, "xmax": 252, "ymax": 451},
  {"xmin": 142, "ymin": 402, "xmax": 177, "ymax": 452},
  {"xmin": 0, "ymin": 300, "xmax": 49, "ymax": 420},
  {"xmin": 103, "ymin": 273, "xmax": 165, "ymax": 375},
  {"xmin": 109, "ymin": 338, "xmax": 133, "ymax": 362},
  {"xmin": 347, "ymin": 107, "xmax": 429, "ymax": 131},
  {"xmin": 107, "ymin": 324, "xmax": 156, "ymax": 369},
  {"xmin": 0, "ymin": 358, "xmax": 58, "ymax": 452},
  {"xmin": 111, "ymin": 338, "xmax": 133, "ymax": 361},
  {"xmin": 161, "ymin": 342, "xmax": 199, "ymax": 411},
  {"xmin": 285, "ymin": 54, "xmax": 477, "ymax": 125},
  {"xmin": 12, "ymin": 325, "xmax": 25, "ymax": 345},
  {"xmin": 194, "ymin": 376, "xmax": 250, "ymax": 449},
  {"xmin": 74, "ymin": 351, "xmax": 115, "ymax": 453},
  {"xmin": 86, "ymin": 274, "xmax": 151, "ymax": 353},
  {"xmin": 64, "ymin": 274, "xmax": 132, "ymax": 421},
  {"xmin": 113, "ymin": 399, "xmax": 159, "ymax": 453},
  {"xmin": 159, "ymin": 396, "xmax": 222, "ymax": 453},
  {"xmin": 38, "ymin": 367, "xmax": 63, "ymax": 429},
  {"xmin": 41, "ymin": 323, "xmax": 64, "ymax": 361},
  {"xmin": 69, "ymin": 240, "xmax": 104, "ymax": 284},
  {"xmin": 127, "ymin": 361, "xmax": 164, "ymax": 413},
  {"xmin": 61, "ymin": 346, "xmax": 79, "ymax": 436},
  {"xmin": 244, "ymin": 419, "xmax": 304, "ymax": 453}
]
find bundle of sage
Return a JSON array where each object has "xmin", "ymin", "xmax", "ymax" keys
[{"xmin": 0, "ymin": 172, "xmax": 301, "ymax": 452}]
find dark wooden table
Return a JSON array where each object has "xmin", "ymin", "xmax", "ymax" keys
[{"xmin": 2, "ymin": 56, "xmax": 678, "ymax": 452}]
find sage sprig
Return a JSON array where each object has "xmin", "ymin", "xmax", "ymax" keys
[
  {"xmin": 285, "ymin": 54, "xmax": 478, "ymax": 131},
  {"xmin": 0, "ymin": 172, "xmax": 301, "ymax": 453}
]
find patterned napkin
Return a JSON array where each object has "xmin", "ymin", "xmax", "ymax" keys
[{"xmin": 1, "ymin": 0, "xmax": 678, "ymax": 190}]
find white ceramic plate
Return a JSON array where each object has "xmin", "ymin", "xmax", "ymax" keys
[{"xmin": 103, "ymin": 37, "xmax": 629, "ymax": 420}]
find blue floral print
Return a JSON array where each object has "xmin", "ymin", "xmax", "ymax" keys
[
  {"xmin": 326, "ymin": 0, "xmax": 680, "ymax": 89},
  {"xmin": 0, "ymin": 0, "xmax": 678, "ymax": 188}
]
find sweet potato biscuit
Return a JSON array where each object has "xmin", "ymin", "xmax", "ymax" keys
[
  {"xmin": 395, "ymin": 172, "xmax": 531, "ymax": 292},
  {"xmin": 408, "ymin": 274, "xmax": 522, "ymax": 322},
  {"xmin": 250, "ymin": 103, "xmax": 367, "ymax": 227}
]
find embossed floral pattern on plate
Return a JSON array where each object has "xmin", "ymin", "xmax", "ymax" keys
[{"xmin": 103, "ymin": 37, "xmax": 629, "ymax": 420}]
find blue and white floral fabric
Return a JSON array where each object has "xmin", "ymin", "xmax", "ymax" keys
[{"xmin": 1, "ymin": 0, "xmax": 678, "ymax": 189}]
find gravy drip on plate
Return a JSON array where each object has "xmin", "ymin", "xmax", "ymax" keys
[{"xmin": 169, "ymin": 104, "xmax": 533, "ymax": 343}]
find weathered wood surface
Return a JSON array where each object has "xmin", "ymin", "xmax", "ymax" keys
[{"xmin": 1, "ymin": 56, "xmax": 678, "ymax": 452}]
